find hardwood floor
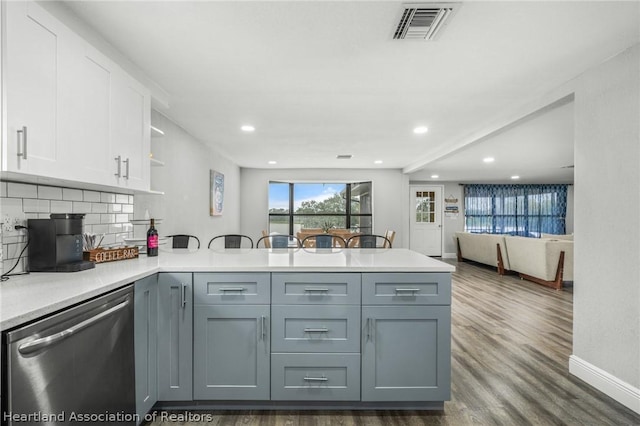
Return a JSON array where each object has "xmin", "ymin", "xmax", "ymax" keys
[{"xmin": 145, "ymin": 260, "xmax": 640, "ymax": 426}]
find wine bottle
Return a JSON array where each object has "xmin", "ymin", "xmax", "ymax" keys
[{"xmin": 147, "ymin": 218, "xmax": 158, "ymax": 256}]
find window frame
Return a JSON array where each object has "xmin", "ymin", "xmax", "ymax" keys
[{"xmin": 268, "ymin": 182, "xmax": 373, "ymax": 235}]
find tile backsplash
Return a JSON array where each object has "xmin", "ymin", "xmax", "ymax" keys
[{"xmin": 0, "ymin": 181, "xmax": 134, "ymax": 275}]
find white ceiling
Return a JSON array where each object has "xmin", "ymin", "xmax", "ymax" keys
[{"xmin": 63, "ymin": 1, "xmax": 640, "ymax": 182}]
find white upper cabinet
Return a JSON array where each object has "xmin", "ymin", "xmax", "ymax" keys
[
  {"xmin": 4, "ymin": 2, "xmax": 67, "ymax": 176},
  {"xmin": 111, "ymin": 72, "xmax": 151, "ymax": 191},
  {"xmin": 3, "ymin": 1, "xmax": 151, "ymax": 192}
]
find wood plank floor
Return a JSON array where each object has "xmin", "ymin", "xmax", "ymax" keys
[{"xmin": 145, "ymin": 260, "xmax": 640, "ymax": 426}]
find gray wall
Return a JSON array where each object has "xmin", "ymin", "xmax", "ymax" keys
[
  {"xmin": 573, "ymin": 44, "xmax": 639, "ymax": 390},
  {"xmin": 239, "ymin": 168, "xmax": 406, "ymax": 247},
  {"xmin": 134, "ymin": 111, "xmax": 241, "ymax": 246}
]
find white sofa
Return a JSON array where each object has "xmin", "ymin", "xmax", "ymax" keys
[
  {"xmin": 454, "ymin": 232, "xmax": 510, "ymax": 274},
  {"xmin": 504, "ymin": 235, "xmax": 573, "ymax": 290},
  {"xmin": 454, "ymin": 232, "xmax": 573, "ymax": 290}
]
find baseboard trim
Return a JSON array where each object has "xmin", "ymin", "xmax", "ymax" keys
[
  {"xmin": 442, "ymin": 252, "xmax": 457, "ymax": 259},
  {"xmin": 569, "ymin": 355, "xmax": 640, "ymax": 414}
]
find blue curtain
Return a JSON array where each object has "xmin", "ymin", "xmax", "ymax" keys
[{"xmin": 464, "ymin": 184, "xmax": 568, "ymax": 237}]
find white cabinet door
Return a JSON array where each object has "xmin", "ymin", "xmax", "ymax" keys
[
  {"xmin": 4, "ymin": 2, "xmax": 67, "ymax": 176},
  {"xmin": 111, "ymin": 73, "xmax": 150, "ymax": 191},
  {"xmin": 60, "ymin": 39, "xmax": 114, "ymax": 185}
]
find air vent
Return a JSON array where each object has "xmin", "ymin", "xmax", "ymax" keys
[
  {"xmin": 336, "ymin": 154, "xmax": 353, "ymax": 160},
  {"xmin": 393, "ymin": 3, "xmax": 459, "ymax": 40}
]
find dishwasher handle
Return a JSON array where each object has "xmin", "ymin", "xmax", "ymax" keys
[{"xmin": 17, "ymin": 298, "xmax": 131, "ymax": 355}]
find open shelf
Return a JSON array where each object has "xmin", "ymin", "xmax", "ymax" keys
[{"xmin": 150, "ymin": 125, "xmax": 165, "ymax": 137}]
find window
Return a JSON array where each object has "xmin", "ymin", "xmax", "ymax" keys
[
  {"xmin": 268, "ymin": 182, "xmax": 372, "ymax": 235},
  {"xmin": 464, "ymin": 184, "xmax": 568, "ymax": 237}
]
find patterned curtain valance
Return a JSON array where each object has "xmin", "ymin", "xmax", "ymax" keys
[{"xmin": 464, "ymin": 184, "xmax": 568, "ymax": 237}]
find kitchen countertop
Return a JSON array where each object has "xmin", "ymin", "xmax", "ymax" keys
[{"xmin": 0, "ymin": 248, "xmax": 454, "ymax": 331}]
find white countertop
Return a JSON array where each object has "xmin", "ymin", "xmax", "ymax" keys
[{"xmin": 0, "ymin": 248, "xmax": 454, "ymax": 331}]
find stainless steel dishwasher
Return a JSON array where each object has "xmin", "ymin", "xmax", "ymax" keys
[{"xmin": 3, "ymin": 285, "xmax": 135, "ymax": 425}]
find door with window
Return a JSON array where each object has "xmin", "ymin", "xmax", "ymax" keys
[{"xmin": 410, "ymin": 186, "xmax": 442, "ymax": 256}]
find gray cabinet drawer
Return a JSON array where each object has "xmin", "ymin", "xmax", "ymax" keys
[
  {"xmin": 271, "ymin": 353, "xmax": 360, "ymax": 401},
  {"xmin": 272, "ymin": 273, "xmax": 361, "ymax": 305},
  {"xmin": 194, "ymin": 273, "xmax": 270, "ymax": 304},
  {"xmin": 362, "ymin": 273, "xmax": 451, "ymax": 305},
  {"xmin": 271, "ymin": 305, "xmax": 360, "ymax": 353}
]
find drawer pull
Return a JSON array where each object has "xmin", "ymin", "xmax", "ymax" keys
[
  {"xmin": 219, "ymin": 287, "xmax": 247, "ymax": 292},
  {"xmin": 304, "ymin": 287, "xmax": 329, "ymax": 292},
  {"xmin": 303, "ymin": 376, "xmax": 328, "ymax": 382},
  {"xmin": 395, "ymin": 288, "xmax": 421, "ymax": 293},
  {"xmin": 304, "ymin": 328, "xmax": 329, "ymax": 333}
]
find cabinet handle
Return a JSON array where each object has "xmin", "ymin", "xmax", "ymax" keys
[
  {"xmin": 114, "ymin": 155, "xmax": 122, "ymax": 177},
  {"xmin": 181, "ymin": 284, "xmax": 187, "ymax": 308},
  {"xmin": 123, "ymin": 158, "xmax": 130, "ymax": 179},
  {"xmin": 261, "ymin": 315, "xmax": 267, "ymax": 340},
  {"xmin": 17, "ymin": 126, "xmax": 27, "ymax": 159},
  {"xmin": 304, "ymin": 328, "xmax": 329, "ymax": 333},
  {"xmin": 304, "ymin": 287, "xmax": 329, "ymax": 292},
  {"xmin": 394, "ymin": 288, "xmax": 420, "ymax": 293},
  {"xmin": 219, "ymin": 287, "xmax": 246, "ymax": 292},
  {"xmin": 365, "ymin": 318, "xmax": 370, "ymax": 341},
  {"xmin": 303, "ymin": 376, "xmax": 328, "ymax": 382}
]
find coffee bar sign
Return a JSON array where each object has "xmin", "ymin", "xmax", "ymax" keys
[{"xmin": 84, "ymin": 247, "xmax": 140, "ymax": 264}]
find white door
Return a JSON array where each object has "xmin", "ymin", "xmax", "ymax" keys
[{"xmin": 409, "ymin": 186, "xmax": 443, "ymax": 256}]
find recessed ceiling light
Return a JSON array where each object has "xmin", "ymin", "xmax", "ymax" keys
[
  {"xmin": 336, "ymin": 154, "xmax": 353, "ymax": 160},
  {"xmin": 483, "ymin": 157, "xmax": 495, "ymax": 163},
  {"xmin": 241, "ymin": 125, "xmax": 255, "ymax": 132},
  {"xmin": 268, "ymin": 160, "xmax": 277, "ymax": 165},
  {"xmin": 431, "ymin": 174, "xmax": 439, "ymax": 179},
  {"xmin": 374, "ymin": 160, "xmax": 383, "ymax": 164},
  {"xmin": 413, "ymin": 126, "xmax": 428, "ymax": 134},
  {"xmin": 511, "ymin": 175, "xmax": 520, "ymax": 180}
]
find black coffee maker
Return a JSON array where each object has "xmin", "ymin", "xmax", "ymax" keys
[{"xmin": 28, "ymin": 213, "xmax": 95, "ymax": 272}]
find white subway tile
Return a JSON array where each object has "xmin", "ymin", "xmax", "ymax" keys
[
  {"xmin": 38, "ymin": 186, "xmax": 63, "ymax": 200},
  {"xmin": 1, "ymin": 198, "xmax": 23, "ymax": 217},
  {"xmin": 84, "ymin": 214, "xmax": 101, "ymax": 225},
  {"xmin": 82, "ymin": 191, "xmax": 100, "ymax": 202},
  {"xmin": 116, "ymin": 194, "xmax": 129, "ymax": 204},
  {"xmin": 37, "ymin": 213, "xmax": 50, "ymax": 219},
  {"xmin": 116, "ymin": 214, "xmax": 129, "ymax": 223},
  {"xmin": 72, "ymin": 202, "xmax": 92, "ymax": 213},
  {"xmin": 91, "ymin": 203, "xmax": 108, "ymax": 213},
  {"xmin": 92, "ymin": 224, "xmax": 109, "ymax": 234},
  {"xmin": 129, "ymin": 195, "xmax": 134, "ymax": 204},
  {"xmin": 23, "ymin": 199, "xmax": 50, "ymax": 213},
  {"xmin": 7, "ymin": 182, "xmax": 37, "ymax": 198},
  {"xmin": 109, "ymin": 223, "xmax": 124, "ymax": 234},
  {"xmin": 101, "ymin": 192, "xmax": 115, "ymax": 203},
  {"xmin": 108, "ymin": 204, "xmax": 122, "ymax": 213},
  {"xmin": 62, "ymin": 188, "xmax": 83, "ymax": 201},
  {"xmin": 50, "ymin": 200, "xmax": 73, "ymax": 214},
  {"xmin": 101, "ymin": 214, "xmax": 116, "ymax": 224},
  {"xmin": 122, "ymin": 204, "xmax": 134, "ymax": 213}
]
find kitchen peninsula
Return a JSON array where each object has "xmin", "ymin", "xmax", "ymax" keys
[{"xmin": 1, "ymin": 249, "xmax": 454, "ymax": 418}]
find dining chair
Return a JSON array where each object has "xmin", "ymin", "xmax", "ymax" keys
[
  {"xmin": 256, "ymin": 235, "xmax": 302, "ymax": 248},
  {"xmin": 384, "ymin": 230, "xmax": 396, "ymax": 248},
  {"xmin": 302, "ymin": 234, "xmax": 346, "ymax": 248},
  {"xmin": 208, "ymin": 234, "xmax": 254, "ymax": 249},
  {"xmin": 346, "ymin": 234, "xmax": 392, "ymax": 248},
  {"xmin": 166, "ymin": 234, "xmax": 200, "ymax": 249}
]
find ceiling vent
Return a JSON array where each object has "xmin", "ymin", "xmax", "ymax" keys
[
  {"xmin": 393, "ymin": 3, "xmax": 459, "ymax": 40},
  {"xmin": 336, "ymin": 154, "xmax": 353, "ymax": 160}
]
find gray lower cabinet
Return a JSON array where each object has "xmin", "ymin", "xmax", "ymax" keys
[
  {"xmin": 157, "ymin": 272, "xmax": 193, "ymax": 401},
  {"xmin": 361, "ymin": 305, "xmax": 451, "ymax": 401},
  {"xmin": 193, "ymin": 272, "xmax": 271, "ymax": 401},
  {"xmin": 271, "ymin": 353, "xmax": 360, "ymax": 401},
  {"xmin": 134, "ymin": 274, "xmax": 158, "ymax": 422}
]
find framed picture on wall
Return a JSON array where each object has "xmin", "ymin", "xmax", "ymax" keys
[{"xmin": 210, "ymin": 169, "xmax": 224, "ymax": 216}]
